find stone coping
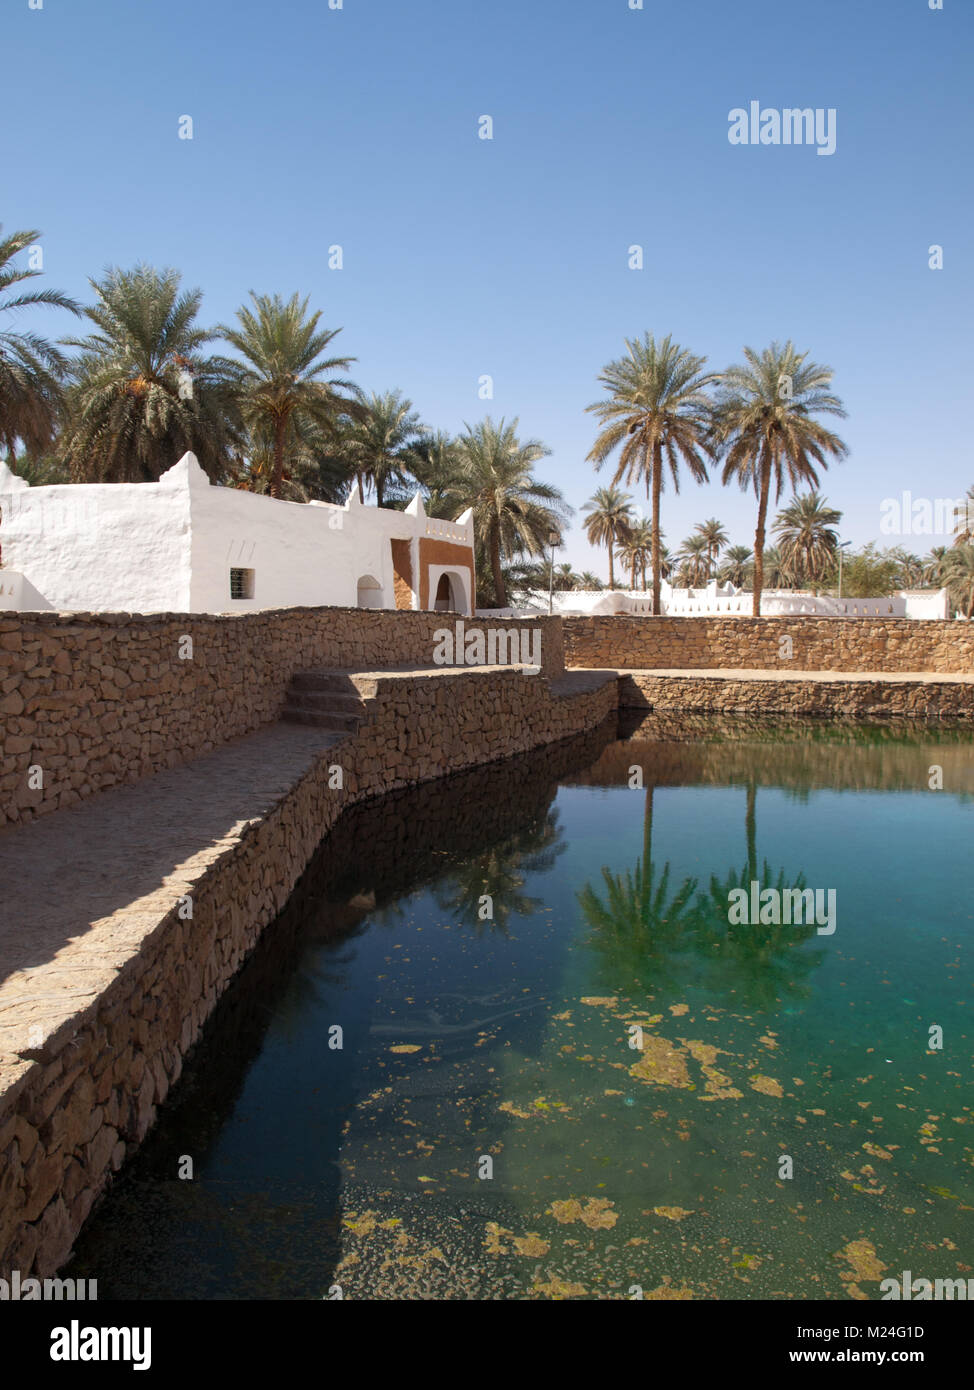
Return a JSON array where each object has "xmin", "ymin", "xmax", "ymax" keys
[
  {"xmin": 0, "ymin": 724, "xmax": 338, "ymax": 1073},
  {"xmin": 570, "ymin": 666, "xmax": 974, "ymax": 685},
  {"xmin": 315, "ymin": 664, "xmax": 615, "ymax": 696},
  {"xmin": 0, "ymin": 663, "xmax": 618, "ymax": 1083}
]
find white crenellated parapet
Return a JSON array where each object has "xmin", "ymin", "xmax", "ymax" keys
[
  {"xmin": 509, "ymin": 584, "xmax": 953, "ymax": 621},
  {"xmin": 0, "ymin": 454, "xmax": 476, "ymax": 614}
]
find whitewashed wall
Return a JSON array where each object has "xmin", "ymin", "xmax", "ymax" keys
[
  {"xmin": 0, "ymin": 454, "xmax": 475, "ymax": 615},
  {"xmin": 0, "ymin": 460, "xmax": 193, "ymax": 612},
  {"xmin": 499, "ymin": 579, "xmax": 951, "ymax": 621}
]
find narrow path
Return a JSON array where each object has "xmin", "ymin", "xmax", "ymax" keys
[{"xmin": 0, "ymin": 724, "xmax": 336, "ymax": 1063}]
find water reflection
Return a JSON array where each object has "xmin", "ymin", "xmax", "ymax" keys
[
  {"xmin": 578, "ymin": 785, "xmax": 699, "ymax": 991},
  {"xmin": 67, "ymin": 710, "xmax": 974, "ymax": 1300},
  {"xmin": 578, "ymin": 776, "xmax": 822, "ymax": 1006}
]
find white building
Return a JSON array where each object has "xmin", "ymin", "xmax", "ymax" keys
[
  {"xmin": 491, "ymin": 578, "xmax": 950, "ymax": 620},
  {"xmin": 0, "ymin": 453, "xmax": 476, "ymax": 615}
]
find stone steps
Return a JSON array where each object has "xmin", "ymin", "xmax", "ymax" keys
[
  {"xmin": 290, "ymin": 671, "xmax": 356, "ymax": 693},
  {"xmin": 281, "ymin": 671, "xmax": 368, "ymax": 733}
]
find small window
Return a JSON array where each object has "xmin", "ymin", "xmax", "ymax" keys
[{"xmin": 230, "ymin": 568, "xmax": 255, "ymax": 600}]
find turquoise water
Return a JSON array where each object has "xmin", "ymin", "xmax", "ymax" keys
[{"xmin": 70, "ymin": 717, "xmax": 974, "ymax": 1300}]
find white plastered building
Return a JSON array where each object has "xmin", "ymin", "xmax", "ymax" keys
[{"xmin": 0, "ymin": 453, "xmax": 476, "ymax": 615}]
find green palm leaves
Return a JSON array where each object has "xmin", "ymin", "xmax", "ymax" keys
[
  {"xmin": 587, "ymin": 334, "xmax": 717, "ymax": 614},
  {"xmin": 943, "ymin": 544, "xmax": 974, "ymax": 618},
  {"xmin": 450, "ymin": 416, "xmax": 567, "ymax": 609},
  {"xmin": 578, "ymin": 781, "xmax": 821, "ymax": 1006},
  {"xmin": 712, "ymin": 341, "xmax": 847, "ymax": 614},
  {"xmin": 337, "ymin": 388, "xmax": 426, "ymax": 507},
  {"xmin": 215, "ymin": 292, "xmax": 358, "ymax": 498},
  {"xmin": 62, "ymin": 265, "xmax": 236, "ymax": 482},
  {"xmin": 0, "ymin": 226, "xmax": 80, "ymax": 462},
  {"xmin": 772, "ymin": 490, "xmax": 842, "ymax": 590},
  {"xmin": 581, "ymin": 485, "xmax": 633, "ymax": 591}
]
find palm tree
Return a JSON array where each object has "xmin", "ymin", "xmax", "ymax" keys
[
  {"xmin": 772, "ymin": 491, "xmax": 842, "ymax": 592},
  {"xmin": 586, "ymin": 334, "xmax": 716, "ymax": 613},
  {"xmin": 62, "ymin": 265, "xmax": 237, "ymax": 482},
  {"xmin": 434, "ymin": 811, "xmax": 566, "ymax": 937},
  {"xmin": 943, "ymin": 544, "xmax": 974, "ymax": 618},
  {"xmin": 342, "ymin": 388, "xmax": 426, "ymax": 507},
  {"xmin": 922, "ymin": 546, "xmax": 948, "ymax": 586},
  {"xmin": 215, "ymin": 291, "xmax": 358, "ymax": 498},
  {"xmin": 629, "ymin": 519, "xmax": 654, "ymax": 590},
  {"xmin": 581, "ymin": 485, "xmax": 633, "ymax": 590},
  {"xmin": 452, "ymin": 416, "xmax": 566, "ymax": 608},
  {"xmin": 615, "ymin": 533, "xmax": 642, "ymax": 590},
  {"xmin": 616, "ymin": 519, "xmax": 653, "ymax": 590},
  {"xmin": 695, "ymin": 517, "xmax": 728, "ymax": 578},
  {"xmin": 409, "ymin": 430, "xmax": 464, "ymax": 517},
  {"xmin": 894, "ymin": 550, "xmax": 925, "ymax": 588},
  {"xmin": 578, "ymin": 785, "xmax": 700, "ymax": 992},
  {"xmin": 761, "ymin": 545, "xmax": 789, "ymax": 589},
  {"xmin": 713, "ymin": 342, "xmax": 847, "ymax": 615},
  {"xmin": 718, "ymin": 544, "xmax": 753, "ymax": 589},
  {"xmin": 2, "ymin": 452, "xmax": 72, "ymax": 486},
  {"xmin": 578, "ymin": 571, "xmax": 604, "ymax": 591},
  {"xmin": 953, "ymin": 487, "xmax": 974, "ymax": 546},
  {"xmin": 0, "ymin": 227, "xmax": 80, "ymax": 463},
  {"xmin": 675, "ymin": 533, "xmax": 711, "ymax": 588}
]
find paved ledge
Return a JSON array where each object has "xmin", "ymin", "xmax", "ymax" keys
[
  {"xmin": 0, "ymin": 658, "xmax": 618, "ymax": 1278},
  {"xmin": 570, "ymin": 666, "xmax": 974, "ymax": 684},
  {"xmin": 598, "ymin": 668, "xmax": 974, "ymax": 718},
  {"xmin": 0, "ymin": 724, "xmax": 338, "ymax": 1064}
]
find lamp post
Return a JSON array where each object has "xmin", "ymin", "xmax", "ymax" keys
[
  {"xmin": 548, "ymin": 530, "xmax": 559, "ymax": 614},
  {"xmin": 837, "ymin": 540, "xmax": 852, "ymax": 600}
]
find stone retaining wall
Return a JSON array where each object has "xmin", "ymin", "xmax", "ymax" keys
[
  {"xmin": 617, "ymin": 672, "xmax": 973, "ymax": 719},
  {"xmin": 0, "ymin": 608, "xmax": 563, "ymax": 829},
  {"xmin": 0, "ymin": 665, "xmax": 616, "ymax": 1278},
  {"xmin": 563, "ymin": 615, "xmax": 974, "ymax": 673}
]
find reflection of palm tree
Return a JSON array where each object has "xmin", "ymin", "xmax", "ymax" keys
[
  {"xmin": 577, "ymin": 786, "xmax": 699, "ymax": 990},
  {"xmin": 578, "ymin": 781, "xmax": 827, "ymax": 1007},
  {"xmin": 434, "ymin": 810, "xmax": 566, "ymax": 936},
  {"xmin": 692, "ymin": 782, "xmax": 824, "ymax": 1009}
]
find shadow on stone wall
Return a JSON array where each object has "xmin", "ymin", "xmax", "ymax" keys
[{"xmin": 66, "ymin": 717, "xmax": 617, "ymax": 1297}]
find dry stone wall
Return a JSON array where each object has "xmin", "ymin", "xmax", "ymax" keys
[
  {"xmin": 0, "ymin": 608, "xmax": 564, "ymax": 829},
  {"xmin": 0, "ymin": 664, "xmax": 616, "ymax": 1279},
  {"xmin": 563, "ymin": 615, "xmax": 974, "ymax": 674},
  {"xmin": 618, "ymin": 673, "xmax": 973, "ymax": 720}
]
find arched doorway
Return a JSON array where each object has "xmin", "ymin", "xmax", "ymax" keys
[
  {"xmin": 356, "ymin": 574, "xmax": 383, "ymax": 609},
  {"xmin": 433, "ymin": 572, "xmax": 463, "ymax": 612}
]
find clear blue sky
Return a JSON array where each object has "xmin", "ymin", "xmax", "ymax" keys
[{"xmin": 5, "ymin": 0, "xmax": 971, "ymax": 576}]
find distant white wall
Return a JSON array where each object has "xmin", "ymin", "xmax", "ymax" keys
[{"xmin": 502, "ymin": 579, "xmax": 951, "ymax": 621}]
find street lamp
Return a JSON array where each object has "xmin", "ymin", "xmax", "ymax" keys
[
  {"xmin": 837, "ymin": 540, "xmax": 852, "ymax": 599},
  {"xmin": 548, "ymin": 529, "xmax": 560, "ymax": 614}
]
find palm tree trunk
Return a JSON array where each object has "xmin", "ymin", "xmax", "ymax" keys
[
  {"xmin": 270, "ymin": 412, "xmax": 287, "ymax": 499},
  {"xmin": 640, "ymin": 784, "xmax": 654, "ymax": 917},
  {"xmin": 490, "ymin": 523, "xmax": 506, "ymax": 608},
  {"xmin": 752, "ymin": 449, "xmax": 771, "ymax": 617},
  {"xmin": 357, "ymin": 473, "xmax": 365, "ymax": 504},
  {"xmin": 607, "ymin": 538, "xmax": 615, "ymax": 591},
  {"xmin": 651, "ymin": 440, "xmax": 663, "ymax": 616}
]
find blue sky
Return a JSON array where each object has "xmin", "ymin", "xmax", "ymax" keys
[{"xmin": 5, "ymin": 0, "xmax": 971, "ymax": 576}]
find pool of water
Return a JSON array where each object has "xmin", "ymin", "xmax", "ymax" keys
[{"xmin": 71, "ymin": 715, "xmax": 974, "ymax": 1300}]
